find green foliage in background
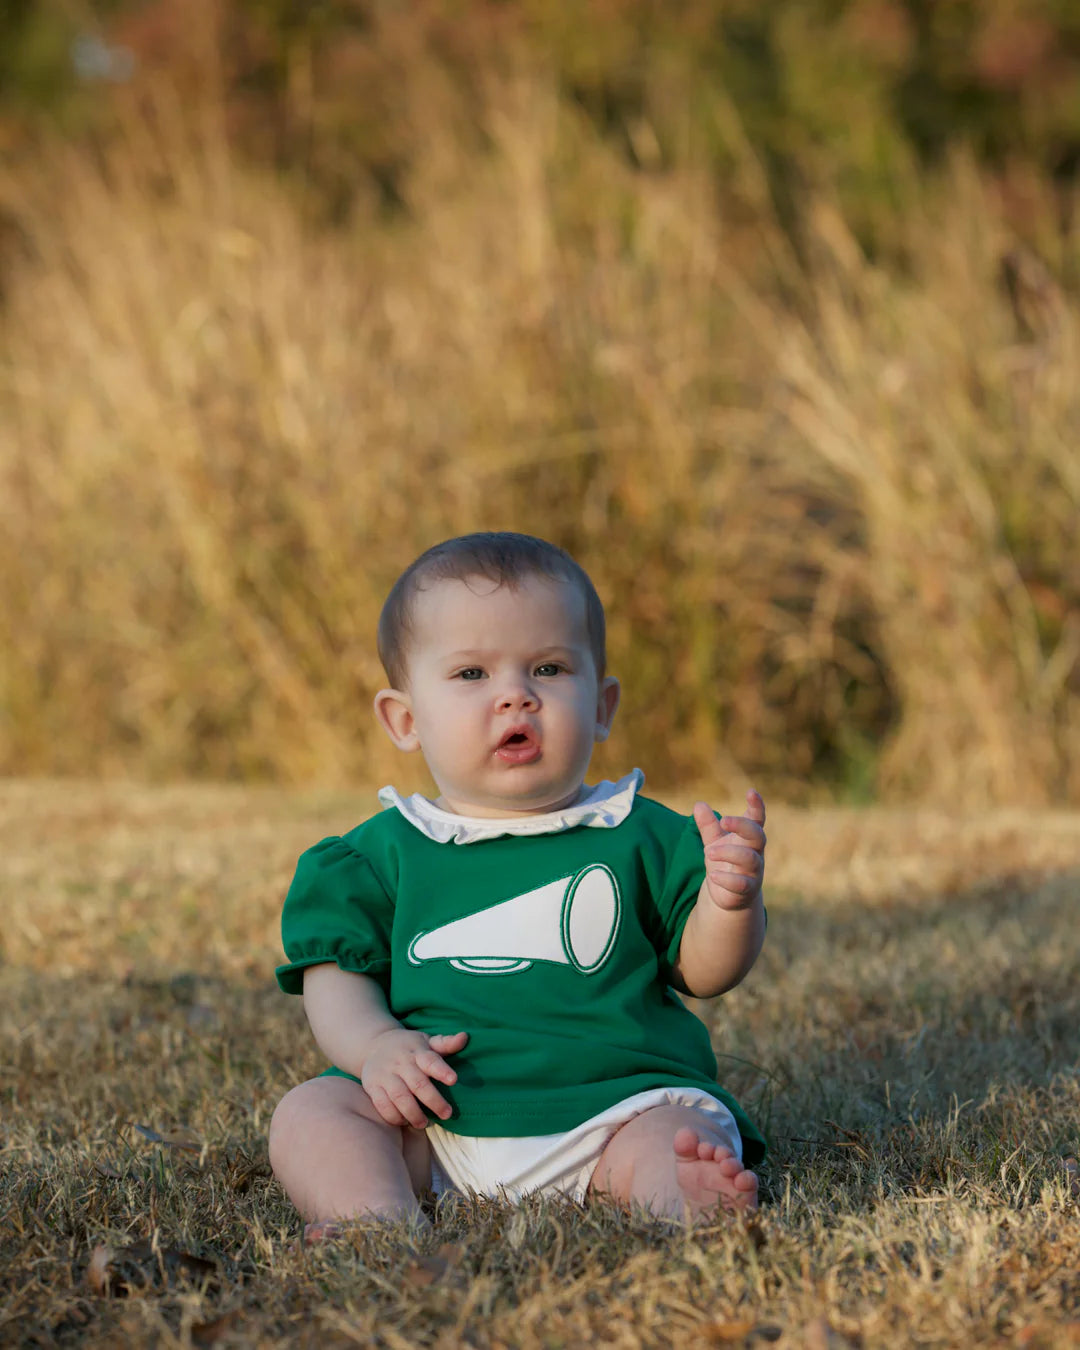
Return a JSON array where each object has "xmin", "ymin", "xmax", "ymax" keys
[{"xmin": 6, "ymin": 0, "xmax": 1080, "ymax": 240}]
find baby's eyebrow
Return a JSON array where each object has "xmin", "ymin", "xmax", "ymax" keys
[{"xmin": 441, "ymin": 644, "xmax": 584, "ymax": 662}]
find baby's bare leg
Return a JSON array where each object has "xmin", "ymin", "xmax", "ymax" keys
[
  {"xmin": 589, "ymin": 1105, "xmax": 758, "ymax": 1220},
  {"xmin": 269, "ymin": 1076, "xmax": 430, "ymax": 1227}
]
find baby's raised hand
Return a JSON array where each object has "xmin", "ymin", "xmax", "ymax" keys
[
  {"xmin": 361, "ymin": 1028, "xmax": 469, "ymax": 1130},
  {"xmin": 693, "ymin": 790, "xmax": 767, "ymax": 911}
]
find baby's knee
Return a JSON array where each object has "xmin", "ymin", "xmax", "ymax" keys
[
  {"xmin": 268, "ymin": 1077, "xmax": 381, "ymax": 1168},
  {"xmin": 268, "ymin": 1081, "xmax": 314, "ymax": 1170}
]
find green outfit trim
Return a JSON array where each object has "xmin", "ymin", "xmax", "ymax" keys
[{"xmin": 277, "ymin": 792, "xmax": 766, "ymax": 1165}]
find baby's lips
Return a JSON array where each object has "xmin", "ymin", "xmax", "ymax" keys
[
  {"xmin": 497, "ymin": 723, "xmax": 537, "ymax": 749},
  {"xmin": 494, "ymin": 725, "xmax": 542, "ymax": 763}
]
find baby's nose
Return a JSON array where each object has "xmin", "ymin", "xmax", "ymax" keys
[{"xmin": 496, "ymin": 682, "xmax": 539, "ymax": 711}]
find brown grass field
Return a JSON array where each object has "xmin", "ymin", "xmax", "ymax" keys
[{"xmin": 2, "ymin": 780, "xmax": 1078, "ymax": 1348}]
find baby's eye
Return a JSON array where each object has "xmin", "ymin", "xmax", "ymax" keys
[
  {"xmin": 455, "ymin": 667, "xmax": 486, "ymax": 681},
  {"xmin": 534, "ymin": 663, "xmax": 564, "ymax": 677}
]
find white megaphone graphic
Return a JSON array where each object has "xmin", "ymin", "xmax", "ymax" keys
[{"xmin": 407, "ymin": 864, "xmax": 621, "ymax": 976}]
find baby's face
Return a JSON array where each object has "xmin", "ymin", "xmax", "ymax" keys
[{"xmin": 376, "ymin": 574, "xmax": 619, "ymax": 817}]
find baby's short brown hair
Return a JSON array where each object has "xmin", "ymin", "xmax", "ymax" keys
[{"xmin": 377, "ymin": 532, "xmax": 607, "ymax": 688}]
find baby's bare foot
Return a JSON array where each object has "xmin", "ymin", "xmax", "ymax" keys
[
  {"xmin": 303, "ymin": 1219, "xmax": 344, "ymax": 1246},
  {"xmin": 672, "ymin": 1127, "xmax": 759, "ymax": 1216},
  {"xmin": 302, "ymin": 1211, "xmax": 432, "ymax": 1246}
]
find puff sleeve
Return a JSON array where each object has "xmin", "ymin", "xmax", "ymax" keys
[
  {"xmin": 275, "ymin": 836, "xmax": 395, "ymax": 995},
  {"xmin": 651, "ymin": 813, "xmax": 711, "ymax": 973}
]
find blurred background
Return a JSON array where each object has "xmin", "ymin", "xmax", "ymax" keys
[{"xmin": 0, "ymin": 0, "xmax": 1077, "ymax": 804}]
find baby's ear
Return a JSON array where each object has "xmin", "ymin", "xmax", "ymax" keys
[
  {"xmin": 594, "ymin": 676, "xmax": 620, "ymax": 741},
  {"xmin": 373, "ymin": 689, "xmax": 421, "ymax": 752}
]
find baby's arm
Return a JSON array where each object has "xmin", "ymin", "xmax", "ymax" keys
[
  {"xmin": 671, "ymin": 790, "xmax": 767, "ymax": 999},
  {"xmin": 303, "ymin": 964, "xmax": 468, "ymax": 1129}
]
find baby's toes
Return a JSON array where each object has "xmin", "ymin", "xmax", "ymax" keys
[
  {"xmin": 673, "ymin": 1126, "xmax": 703, "ymax": 1160},
  {"xmin": 700, "ymin": 1141, "xmax": 734, "ymax": 1162},
  {"xmin": 733, "ymin": 1169, "xmax": 759, "ymax": 1195}
]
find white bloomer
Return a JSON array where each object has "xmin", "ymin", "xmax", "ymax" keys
[{"xmin": 425, "ymin": 1087, "xmax": 742, "ymax": 1204}]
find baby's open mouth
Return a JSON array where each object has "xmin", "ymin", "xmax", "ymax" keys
[{"xmin": 495, "ymin": 726, "xmax": 541, "ymax": 764}]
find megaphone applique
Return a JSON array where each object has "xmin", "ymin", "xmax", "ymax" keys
[{"xmin": 407, "ymin": 864, "xmax": 622, "ymax": 976}]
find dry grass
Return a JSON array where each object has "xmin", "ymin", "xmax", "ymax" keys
[
  {"xmin": 1, "ymin": 55, "xmax": 1078, "ymax": 801},
  {"xmin": 2, "ymin": 781, "xmax": 1079, "ymax": 1347}
]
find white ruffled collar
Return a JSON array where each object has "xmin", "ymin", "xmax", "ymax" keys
[{"xmin": 377, "ymin": 768, "xmax": 644, "ymax": 845}]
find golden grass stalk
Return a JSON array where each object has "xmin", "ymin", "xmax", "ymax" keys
[{"xmin": 0, "ymin": 68, "xmax": 1076, "ymax": 800}]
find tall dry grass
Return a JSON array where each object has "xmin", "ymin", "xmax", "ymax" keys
[{"xmin": 0, "ymin": 55, "xmax": 1077, "ymax": 801}]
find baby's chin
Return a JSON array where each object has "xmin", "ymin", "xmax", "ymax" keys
[{"xmin": 434, "ymin": 779, "xmax": 586, "ymax": 818}]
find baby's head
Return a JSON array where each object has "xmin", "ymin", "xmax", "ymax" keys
[
  {"xmin": 374, "ymin": 533, "xmax": 620, "ymax": 817},
  {"xmin": 377, "ymin": 533, "xmax": 606, "ymax": 687}
]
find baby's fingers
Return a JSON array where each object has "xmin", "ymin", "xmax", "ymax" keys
[
  {"xmin": 706, "ymin": 841, "xmax": 765, "ymax": 876},
  {"xmin": 692, "ymin": 801, "xmax": 726, "ymax": 848},
  {"xmin": 415, "ymin": 1047, "xmax": 459, "ymax": 1087},
  {"xmin": 367, "ymin": 1081, "xmax": 423, "ymax": 1130},
  {"xmin": 707, "ymin": 869, "xmax": 759, "ymax": 897},
  {"xmin": 398, "ymin": 1065, "xmax": 455, "ymax": 1122},
  {"xmin": 715, "ymin": 812, "xmax": 766, "ymax": 852},
  {"xmin": 428, "ymin": 1031, "xmax": 469, "ymax": 1056}
]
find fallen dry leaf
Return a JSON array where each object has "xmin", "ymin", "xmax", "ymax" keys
[
  {"xmin": 84, "ymin": 1239, "xmax": 219, "ymax": 1297},
  {"xmin": 402, "ymin": 1255, "xmax": 445, "ymax": 1288},
  {"xmin": 401, "ymin": 1244, "xmax": 464, "ymax": 1288},
  {"xmin": 133, "ymin": 1123, "xmax": 203, "ymax": 1152}
]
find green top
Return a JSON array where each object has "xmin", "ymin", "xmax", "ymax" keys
[{"xmin": 277, "ymin": 790, "xmax": 765, "ymax": 1163}]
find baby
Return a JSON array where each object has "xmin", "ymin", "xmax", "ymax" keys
[{"xmin": 270, "ymin": 532, "xmax": 767, "ymax": 1237}]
